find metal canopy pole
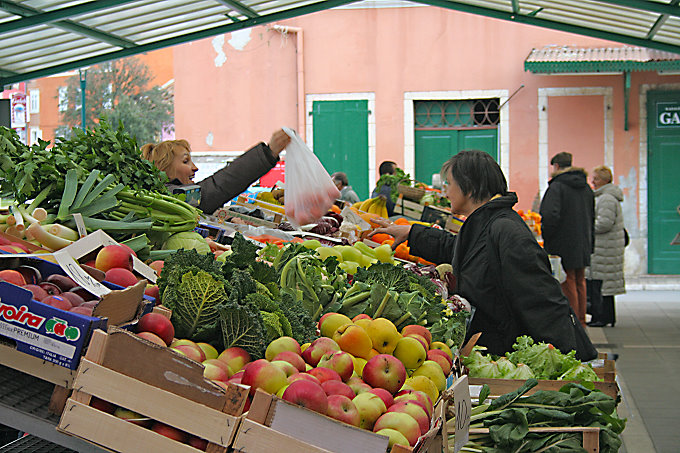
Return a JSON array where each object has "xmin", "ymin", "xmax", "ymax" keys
[{"xmin": 79, "ymin": 68, "xmax": 86, "ymax": 130}]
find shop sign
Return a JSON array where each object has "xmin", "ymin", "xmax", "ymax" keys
[
  {"xmin": 11, "ymin": 92, "xmax": 26, "ymax": 128},
  {"xmin": 656, "ymin": 101, "xmax": 680, "ymax": 128}
]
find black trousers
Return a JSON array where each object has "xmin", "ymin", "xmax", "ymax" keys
[{"xmin": 587, "ymin": 279, "xmax": 616, "ymax": 325}]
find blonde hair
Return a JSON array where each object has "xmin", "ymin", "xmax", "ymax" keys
[
  {"xmin": 592, "ymin": 165, "xmax": 613, "ymax": 184},
  {"xmin": 141, "ymin": 140, "xmax": 192, "ymax": 174}
]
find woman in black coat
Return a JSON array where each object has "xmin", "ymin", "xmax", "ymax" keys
[{"xmin": 371, "ymin": 151, "xmax": 597, "ymax": 360}]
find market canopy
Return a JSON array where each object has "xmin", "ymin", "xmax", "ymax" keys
[{"xmin": 2, "ymin": 0, "xmax": 680, "ymax": 87}]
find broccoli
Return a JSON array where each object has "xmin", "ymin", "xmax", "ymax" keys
[{"xmin": 218, "ymin": 297, "xmax": 266, "ymax": 359}]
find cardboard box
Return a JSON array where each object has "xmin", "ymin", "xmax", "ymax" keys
[
  {"xmin": 0, "ymin": 255, "xmax": 152, "ymax": 370},
  {"xmin": 58, "ymin": 329, "xmax": 248, "ymax": 453}
]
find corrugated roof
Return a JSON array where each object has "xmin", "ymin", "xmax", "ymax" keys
[
  {"xmin": 2, "ymin": 0, "xmax": 680, "ymax": 87},
  {"xmin": 525, "ymin": 45, "xmax": 680, "ymax": 73}
]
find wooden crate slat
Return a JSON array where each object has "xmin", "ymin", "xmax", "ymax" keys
[
  {"xmin": 467, "ymin": 377, "xmax": 618, "ymax": 400},
  {"xmin": 72, "ymin": 359, "xmax": 237, "ymax": 446},
  {"xmin": 0, "ymin": 343, "xmax": 76, "ymax": 387},
  {"xmin": 233, "ymin": 419, "xmax": 335, "ymax": 453},
  {"xmin": 59, "ymin": 400, "xmax": 200, "ymax": 453}
]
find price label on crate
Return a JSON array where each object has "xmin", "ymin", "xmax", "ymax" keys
[
  {"xmin": 453, "ymin": 375, "xmax": 471, "ymax": 452},
  {"xmin": 54, "ymin": 249, "xmax": 111, "ymax": 297}
]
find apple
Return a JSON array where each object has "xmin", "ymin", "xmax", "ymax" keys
[
  {"xmin": 369, "ymin": 388, "xmax": 394, "ymax": 409},
  {"xmin": 270, "ymin": 360, "xmax": 299, "ymax": 378},
  {"xmin": 41, "ymin": 295, "xmax": 72, "ymax": 311},
  {"xmin": 105, "ymin": 268, "xmax": 138, "ymax": 288},
  {"xmin": 276, "ymin": 384, "xmax": 289, "ymax": 398},
  {"xmin": 404, "ymin": 334, "xmax": 429, "ymax": 352},
  {"xmin": 321, "ymin": 380, "xmax": 355, "ymax": 399},
  {"xmin": 427, "ymin": 349, "xmax": 453, "ymax": 375},
  {"xmin": 375, "ymin": 428, "xmax": 410, "ymax": 449},
  {"xmin": 90, "ymin": 396, "xmax": 116, "ymax": 414},
  {"xmin": 394, "ymin": 391, "xmax": 433, "ymax": 419},
  {"xmin": 203, "ymin": 359, "xmax": 233, "ymax": 381},
  {"xmin": 429, "ymin": 341, "xmax": 453, "ymax": 360},
  {"xmin": 60, "ymin": 292, "xmax": 85, "ymax": 307},
  {"xmin": 282, "ymin": 380, "xmax": 328, "ymax": 414},
  {"xmin": 301, "ymin": 337, "xmax": 340, "ymax": 367},
  {"xmin": 412, "ymin": 361, "xmax": 447, "ymax": 392},
  {"xmin": 354, "ymin": 318, "xmax": 372, "ymax": 332},
  {"xmin": 307, "ymin": 366, "xmax": 342, "ymax": 384},
  {"xmin": 188, "ymin": 436, "xmax": 208, "ymax": 451},
  {"xmin": 95, "ymin": 245, "xmax": 133, "ymax": 272},
  {"xmin": 373, "ymin": 412, "xmax": 420, "ymax": 446},
  {"xmin": 392, "ymin": 336, "xmax": 427, "ymax": 370},
  {"xmin": 288, "ymin": 373, "xmax": 321, "ymax": 386},
  {"xmin": 0, "ymin": 269, "xmax": 26, "ymax": 286},
  {"xmin": 197, "ymin": 342, "xmax": 219, "ymax": 360},
  {"xmin": 272, "ymin": 350, "xmax": 306, "ymax": 372},
  {"xmin": 352, "ymin": 392, "xmax": 387, "ymax": 430},
  {"xmin": 21, "ymin": 284, "xmax": 48, "ymax": 301},
  {"xmin": 218, "ymin": 346, "xmax": 251, "ymax": 373},
  {"xmin": 317, "ymin": 351, "xmax": 354, "ymax": 382},
  {"xmin": 362, "ymin": 354, "xmax": 407, "ymax": 394},
  {"xmin": 326, "ymin": 394, "xmax": 361, "ymax": 426},
  {"xmin": 149, "ymin": 260, "xmax": 165, "ymax": 275},
  {"xmin": 144, "ymin": 284, "xmax": 160, "ymax": 301},
  {"xmin": 171, "ymin": 345, "xmax": 204, "ymax": 362},
  {"xmin": 241, "ymin": 359, "xmax": 288, "ymax": 396},
  {"xmin": 332, "ymin": 324, "xmax": 373, "ymax": 360},
  {"xmin": 265, "ymin": 336, "xmax": 302, "ymax": 361},
  {"xmin": 319, "ymin": 313, "xmax": 352, "ymax": 338},
  {"xmin": 136, "ymin": 331, "xmax": 167, "ymax": 346},
  {"xmin": 68, "ymin": 305, "xmax": 93, "ymax": 316},
  {"xmin": 46, "ymin": 274, "xmax": 77, "ymax": 292},
  {"xmin": 388, "ymin": 401, "xmax": 430, "ymax": 435},
  {"xmin": 150, "ymin": 421, "xmax": 189, "ymax": 443},
  {"xmin": 346, "ymin": 376, "xmax": 372, "ymax": 395},
  {"xmin": 366, "ymin": 318, "xmax": 402, "ymax": 354},
  {"xmin": 113, "ymin": 407, "xmax": 152, "ymax": 427},
  {"xmin": 352, "ymin": 356, "xmax": 367, "ymax": 378},
  {"xmin": 137, "ymin": 313, "xmax": 175, "ymax": 346},
  {"xmin": 401, "ymin": 325, "xmax": 432, "ymax": 347},
  {"xmin": 402, "ymin": 377, "xmax": 438, "ymax": 410},
  {"xmin": 352, "ymin": 314, "xmax": 372, "ymax": 322}
]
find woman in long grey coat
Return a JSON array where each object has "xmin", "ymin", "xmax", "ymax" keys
[{"xmin": 587, "ymin": 165, "xmax": 626, "ymax": 327}]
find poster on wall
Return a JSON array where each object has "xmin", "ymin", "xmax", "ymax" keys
[{"xmin": 11, "ymin": 92, "xmax": 26, "ymax": 128}]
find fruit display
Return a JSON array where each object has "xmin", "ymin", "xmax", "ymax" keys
[
  {"xmin": 517, "ymin": 209, "xmax": 542, "ymax": 238},
  {"xmin": 352, "ymin": 196, "xmax": 389, "ymax": 219}
]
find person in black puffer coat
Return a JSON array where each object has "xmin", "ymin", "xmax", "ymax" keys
[
  {"xmin": 370, "ymin": 150, "xmax": 597, "ymax": 360},
  {"xmin": 539, "ymin": 152, "xmax": 595, "ymax": 327}
]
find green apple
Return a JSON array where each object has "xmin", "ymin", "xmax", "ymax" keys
[{"xmin": 353, "ymin": 392, "xmax": 387, "ymax": 430}]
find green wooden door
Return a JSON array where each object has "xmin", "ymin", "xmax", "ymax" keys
[
  {"xmin": 312, "ymin": 100, "xmax": 369, "ymax": 199},
  {"xmin": 647, "ymin": 91, "xmax": 680, "ymax": 274},
  {"xmin": 414, "ymin": 128, "xmax": 497, "ymax": 184}
]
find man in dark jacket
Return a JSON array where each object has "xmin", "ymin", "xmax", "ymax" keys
[{"xmin": 539, "ymin": 152, "xmax": 595, "ymax": 327}]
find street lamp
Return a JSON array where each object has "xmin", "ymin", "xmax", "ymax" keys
[{"xmin": 79, "ymin": 68, "xmax": 87, "ymax": 130}]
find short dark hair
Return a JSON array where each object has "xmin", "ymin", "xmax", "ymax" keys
[
  {"xmin": 550, "ymin": 152, "xmax": 572, "ymax": 168},
  {"xmin": 331, "ymin": 172, "xmax": 348, "ymax": 187},
  {"xmin": 378, "ymin": 161, "xmax": 397, "ymax": 176},
  {"xmin": 441, "ymin": 150, "xmax": 507, "ymax": 202}
]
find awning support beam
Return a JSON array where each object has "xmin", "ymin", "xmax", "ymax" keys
[
  {"xmin": 215, "ymin": 0, "xmax": 259, "ymax": 19},
  {"xmin": 624, "ymin": 71, "xmax": 631, "ymax": 131}
]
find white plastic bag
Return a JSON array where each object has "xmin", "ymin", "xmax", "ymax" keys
[{"xmin": 283, "ymin": 127, "xmax": 340, "ymax": 226}]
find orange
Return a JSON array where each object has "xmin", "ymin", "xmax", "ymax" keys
[
  {"xmin": 371, "ymin": 233, "xmax": 394, "ymax": 244},
  {"xmin": 394, "ymin": 218, "xmax": 411, "ymax": 226}
]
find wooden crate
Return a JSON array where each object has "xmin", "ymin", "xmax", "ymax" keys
[
  {"xmin": 233, "ymin": 389, "xmax": 444, "ymax": 453},
  {"xmin": 467, "ymin": 376, "xmax": 619, "ymax": 401},
  {"xmin": 58, "ymin": 329, "xmax": 248, "ymax": 453},
  {"xmin": 397, "ymin": 196, "xmax": 424, "ymax": 219},
  {"xmin": 464, "ymin": 427, "xmax": 601, "ymax": 453}
]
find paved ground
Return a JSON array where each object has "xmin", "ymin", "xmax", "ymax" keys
[{"xmin": 587, "ymin": 290, "xmax": 680, "ymax": 453}]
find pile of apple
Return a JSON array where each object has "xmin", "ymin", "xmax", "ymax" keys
[{"xmin": 0, "ymin": 267, "xmax": 100, "ymax": 316}]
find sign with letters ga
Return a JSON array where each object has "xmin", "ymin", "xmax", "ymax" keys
[{"xmin": 656, "ymin": 101, "xmax": 680, "ymax": 128}]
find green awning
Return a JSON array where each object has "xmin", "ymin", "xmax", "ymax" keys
[{"xmin": 525, "ymin": 46, "xmax": 680, "ymax": 74}]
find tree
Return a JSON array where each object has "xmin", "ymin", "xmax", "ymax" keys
[{"xmin": 57, "ymin": 57, "xmax": 173, "ymax": 145}]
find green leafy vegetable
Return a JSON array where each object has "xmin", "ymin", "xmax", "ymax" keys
[
  {"xmin": 162, "ymin": 231, "xmax": 210, "ymax": 253},
  {"xmin": 218, "ymin": 297, "xmax": 266, "ymax": 359}
]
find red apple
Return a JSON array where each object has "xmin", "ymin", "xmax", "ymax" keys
[
  {"xmin": 218, "ymin": 347, "xmax": 251, "ymax": 373},
  {"xmin": 90, "ymin": 396, "xmax": 116, "ymax": 414},
  {"xmin": 265, "ymin": 336, "xmax": 301, "ymax": 361},
  {"xmin": 326, "ymin": 394, "xmax": 361, "ymax": 426},
  {"xmin": 150, "ymin": 422, "xmax": 189, "ymax": 443},
  {"xmin": 137, "ymin": 312, "xmax": 175, "ymax": 346},
  {"xmin": 105, "ymin": 268, "xmax": 138, "ymax": 288},
  {"xmin": 60, "ymin": 292, "xmax": 85, "ymax": 307},
  {"xmin": 203, "ymin": 359, "xmax": 233, "ymax": 382},
  {"xmin": 136, "ymin": 331, "xmax": 167, "ymax": 346},
  {"xmin": 317, "ymin": 351, "xmax": 354, "ymax": 382},
  {"xmin": 373, "ymin": 412, "xmax": 421, "ymax": 446},
  {"xmin": 0, "ymin": 269, "xmax": 26, "ymax": 286},
  {"xmin": 45, "ymin": 274, "xmax": 77, "ymax": 292},
  {"xmin": 362, "ymin": 354, "xmax": 407, "ymax": 394},
  {"xmin": 171, "ymin": 345, "xmax": 204, "ymax": 362},
  {"xmin": 241, "ymin": 359, "xmax": 288, "ymax": 396},
  {"xmin": 270, "ymin": 360, "xmax": 299, "ymax": 378},
  {"xmin": 369, "ymin": 388, "xmax": 394, "ymax": 409},
  {"xmin": 144, "ymin": 284, "xmax": 160, "ymax": 301},
  {"xmin": 401, "ymin": 325, "xmax": 432, "ymax": 347},
  {"xmin": 427, "ymin": 349, "xmax": 452, "ymax": 375},
  {"xmin": 388, "ymin": 401, "xmax": 430, "ymax": 436},
  {"xmin": 69, "ymin": 306, "xmax": 94, "ymax": 317},
  {"xmin": 307, "ymin": 366, "xmax": 342, "ymax": 384},
  {"xmin": 282, "ymin": 380, "xmax": 328, "ymax": 414},
  {"xmin": 405, "ymin": 334, "xmax": 429, "ymax": 352},
  {"xmin": 302, "ymin": 337, "xmax": 341, "ymax": 367},
  {"xmin": 22, "ymin": 284, "xmax": 48, "ymax": 301},
  {"xmin": 41, "ymin": 295, "xmax": 72, "ymax": 311},
  {"xmin": 288, "ymin": 373, "xmax": 321, "ymax": 386},
  {"xmin": 352, "ymin": 314, "xmax": 372, "ymax": 322},
  {"xmin": 394, "ymin": 391, "xmax": 433, "ymax": 418},
  {"xmin": 188, "ymin": 436, "xmax": 208, "ymax": 451},
  {"xmin": 272, "ymin": 350, "xmax": 306, "ymax": 372},
  {"xmin": 95, "ymin": 245, "xmax": 134, "ymax": 272},
  {"xmin": 321, "ymin": 380, "xmax": 355, "ymax": 399},
  {"xmin": 346, "ymin": 376, "xmax": 372, "ymax": 395}
]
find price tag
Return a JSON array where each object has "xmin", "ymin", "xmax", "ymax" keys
[
  {"xmin": 53, "ymin": 249, "xmax": 111, "ymax": 297},
  {"xmin": 453, "ymin": 375, "xmax": 471, "ymax": 452},
  {"xmin": 71, "ymin": 213, "xmax": 88, "ymax": 238}
]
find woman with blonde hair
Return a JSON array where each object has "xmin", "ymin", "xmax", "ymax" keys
[
  {"xmin": 587, "ymin": 165, "xmax": 626, "ymax": 327},
  {"xmin": 141, "ymin": 130, "xmax": 290, "ymax": 214}
]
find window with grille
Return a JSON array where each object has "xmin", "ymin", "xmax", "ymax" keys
[
  {"xmin": 58, "ymin": 86, "xmax": 68, "ymax": 112},
  {"xmin": 414, "ymin": 99, "xmax": 499, "ymax": 129}
]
